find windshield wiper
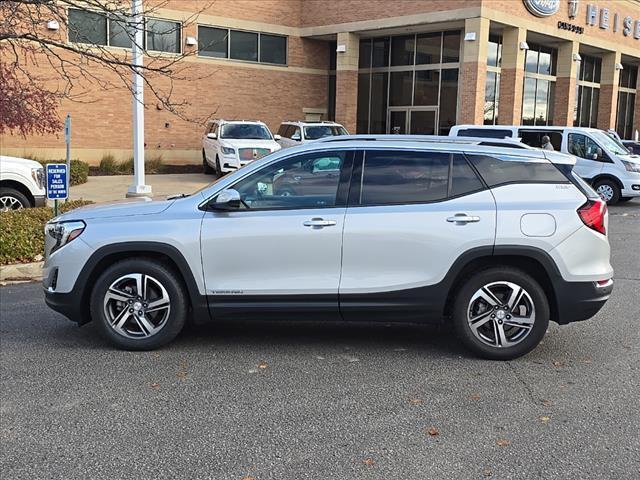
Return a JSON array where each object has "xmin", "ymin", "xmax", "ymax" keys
[{"xmin": 167, "ymin": 193, "xmax": 190, "ymax": 200}]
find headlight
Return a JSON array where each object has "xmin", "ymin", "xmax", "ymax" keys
[
  {"xmin": 31, "ymin": 167, "xmax": 45, "ymax": 189},
  {"xmin": 621, "ymin": 160, "xmax": 640, "ymax": 173},
  {"xmin": 221, "ymin": 146, "xmax": 235, "ymax": 155},
  {"xmin": 45, "ymin": 220, "xmax": 85, "ymax": 254}
]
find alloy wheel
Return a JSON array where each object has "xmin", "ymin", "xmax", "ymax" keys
[
  {"xmin": 103, "ymin": 273, "xmax": 171, "ymax": 339},
  {"xmin": 0, "ymin": 196, "xmax": 24, "ymax": 212},
  {"xmin": 467, "ymin": 281, "xmax": 535, "ymax": 348}
]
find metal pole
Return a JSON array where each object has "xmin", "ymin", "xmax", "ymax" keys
[
  {"xmin": 65, "ymin": 114, "xmax": 71, "ymax": 203},
  {"xmin": 126, "ymin": 0, "xmax": 152, "ymax": 198}
]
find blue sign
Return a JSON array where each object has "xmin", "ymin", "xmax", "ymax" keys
[
  {"xmin": 46, "ymin": 164, "xmax": 68, "ymax": 200},
  {"xmin": 523, "ymin": 0, "xmax": 560, "ymax": 17}
]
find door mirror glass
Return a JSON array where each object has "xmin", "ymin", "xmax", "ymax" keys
[
  {"xmin": 274, "ymin": 134, "xmax": 281, "ymax": 141},
  {"xmin": 211, "ymin": 189, "xmax": 241, "ymax": 209},
  {"xmin": 207, "ymin": 132, "xmax": 217, "ymax": 139}
]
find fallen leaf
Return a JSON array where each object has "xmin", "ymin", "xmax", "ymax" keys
[
  {"xmin": 469, "ymin": 393, "xmax": 481, "ymax": 401},
  {"xmin": 150, "ymin": 382, "xmax": 160, "ymax": 389},
  {"xmin": 496, "ymin": 439, "xmax": 510, "ymax": 447},
  {"xmin": 408, "ymin": 398, "xmax": 423, "ymax": 405},
  {"xmin": 362, "ymin": 457, "xmax": 374, "ymax": 466},
  {"xmin": 539, "ymin": 416, "xmax": 551, "ymax": 424},
  {"xmin": 176, "ymin": 371, "xmax": 187, "ymax": 379},
  {"xmin": 552, "ymin": 360, "xmax": 564, "ymax": 368},
  {"xmin": 257, "ymin": 362, "xmax": 268, "ymax": 370},
  {"xmin": 583, "ymin": 359, "xmax": 592, "ymax": 364},
  {"xmin": 483, "ymin": 468, "xmax": 493, "ymax": 478},
  {"xmin": 427, "ymin": 427, "xmax": 439, "ymax": 437}
]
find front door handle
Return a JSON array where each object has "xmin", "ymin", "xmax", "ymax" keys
[
  {"xmin": 446, "ymin": 214, "xmax": 480, "ymax": 224},
  {"xmin": 303, "ymin": 218, "xmax": 337, "ymax": 228}
]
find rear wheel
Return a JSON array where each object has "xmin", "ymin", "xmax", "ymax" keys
[
  {"xmin": 451, "ymin": 267, "xmax": 549, "ymax": 360},
  {"xmin": 90, "ymin": 259, "xmax": 187, "ymax": 350},
  {"xmin": 594, "ymin": 178, "xmax": 621, "ymax": 205},
  {"xmin": 0, "ymin": 187, "xmax": 31, "ymax": 211},
  {"xmin": 203, "ymin": 150, "xmax": 214, "ymax": 174}
]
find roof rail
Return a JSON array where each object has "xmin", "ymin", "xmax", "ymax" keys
[{"xmin": 316, "ymin": 134, "xmax": 531, "ymax": 148}]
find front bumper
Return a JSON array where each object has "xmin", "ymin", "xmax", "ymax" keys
[
  {"xmin": 554, "ymin": 278, "xmax": 613, "ymax": 324},
  {"xmin": 44, "ymin": 289, "xmax": 85, "ymax": 324}
]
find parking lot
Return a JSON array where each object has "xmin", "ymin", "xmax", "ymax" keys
[{"xmin": 1, "ymin": 201, "xmax": 639, "ymax": 479}]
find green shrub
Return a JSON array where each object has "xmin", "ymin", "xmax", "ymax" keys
[
  {"xmin": 33, "ymin": 158, "xmax": 90, "ymax": 186},
  {"xmin": 0, "ymin": 200, "xmax": 93, "ymax": 265},
  {"xmin": 98, "ymin": 153, "xmax": 119, "ymax": 174}
]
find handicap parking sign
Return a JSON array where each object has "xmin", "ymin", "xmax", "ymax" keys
[{"xmin": 46, "ymin": 164, "xmax": 68, "ymax": 200}]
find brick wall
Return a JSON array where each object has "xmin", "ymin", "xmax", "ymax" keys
[{"xmin": 458, "ymin": 62, "xmax": 486, "ymax": 125}]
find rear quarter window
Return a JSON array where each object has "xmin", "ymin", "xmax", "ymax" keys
[{"xmin": 466, "ymin": 154, "xmax": 568, "ymax": 186}]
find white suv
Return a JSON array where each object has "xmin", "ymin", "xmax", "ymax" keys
[
  {"xmin": 0, "ymin": 155, "xmax": 46, "ymax": 211},
  {"xmin": 43, "ymin": 136, "xmax": 613, "ymax": 360},
  {"xmin": 202, "ymin": 119, "xmax": 281, "ymax": 175},
  {"xmin": 276, "ymin": 121, "xmax": 348, "ymax": 148}
]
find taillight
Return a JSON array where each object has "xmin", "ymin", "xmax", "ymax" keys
[{"xmin": 577, "ymin": 199, "xmax": 606, "ymax": 235}]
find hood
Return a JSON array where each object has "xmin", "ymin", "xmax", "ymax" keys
[
  {"xmin": 52, "ymin": 196, "xmax": 175, "ymax": 222},
  {"xmin": 219, "ymin": 139, "xmax": 280, "ymax": 150},
  {"xmin": 0, "ymin": 155, "xmax": 43, "ymax": 173}
]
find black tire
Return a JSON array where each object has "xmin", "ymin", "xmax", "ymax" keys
[
  {"xmin": 451, "ymin": 267, "xmax": 549, "ymax": 360},
  {"xmin": 203, "ymin": 150, "xmax": 214, "ymax": 174},
  {"xmin": 90, "ymin": 258, "xmax": 188, "ymax": 350},
  {"xmin": 0, "ymin": 187, "xmax": 31, "ymax": 211},
  {"xmin": 215, "ymin": 155, "xmax": 223, "ymax": 178},
  {"xmin": 593, "ymin": 178, "xmax": 621, "ymax": 205}
]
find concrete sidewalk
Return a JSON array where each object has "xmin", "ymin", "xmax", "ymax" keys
[{"xmin": 70, "ymin": 173, "xmax": 213, "ymax": 203}]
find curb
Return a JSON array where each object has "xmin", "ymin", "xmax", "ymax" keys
[{"xmin": 0, "ymin": 262, "xmax": 43, "ymax": 283}]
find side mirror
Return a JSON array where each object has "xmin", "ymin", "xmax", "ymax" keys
[
  {"xmin": 291, "ymin": 132, "xmax": 301, "ymax": 141},
  {"xmin": 207, "ymin": 132, "xmax": 217, "ymax": 140},
  {"xmin": 274, "ymin": 134, "xmax": 281, "ymax": 141},
  {"xmin": 210, "ymin": 189, "xmax": 241, "ymax": 210},
  {"xmin": 591, "ymin": 153, "xmax": 599, "ymax": 160}
]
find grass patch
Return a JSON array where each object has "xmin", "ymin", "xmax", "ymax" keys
[{"xmin": 0, "ymin": 200, "xmax": 93, "ymax": 265}]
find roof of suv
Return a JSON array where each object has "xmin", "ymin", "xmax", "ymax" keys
[
  {"xmin": 280, "ymin": 120, "xmax": 345, "ymax": 127},
  {"xmin": 208, "ymin": 119, "xmax": 267, "ymax": 125}
]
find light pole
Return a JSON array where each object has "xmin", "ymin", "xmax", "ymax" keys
[{"xmin": 126, "ymin": 0, "xmax": 152, "ymax": 198}]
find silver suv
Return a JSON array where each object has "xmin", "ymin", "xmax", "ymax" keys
[{"xmin": 44, "ymin": 136, "xmax": 613, "ymax": 360}]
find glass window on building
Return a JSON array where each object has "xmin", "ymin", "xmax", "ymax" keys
[
  {"xmin": 522, "ymin": 43, "xmax": 557, "ymax": 126},
  {"xmin": 68, "ymin": 9, "xmax": 107, "ymax": 45},
  {"xmin": 391, "ymin": 35, "xmax": 415, "ymax": 66},
  {"xmin": 109, "ymin": 16, "xmax": 135, "ymax": 49},
  {"xmin": 259, "ymin": 34, "xmax": 287, "ymax": 65},
  {"xmin": 616, "ymin": 64, "xmax": 638, "ymax": 139},
  {"xmin": 414, "ymin": 70, "xmax": 440, "ymax": 106},
  {"xmin": 372, "ymin": 38, "xmax": 390, "ymax": 68},
  {"xmin": 357, "ymin": 73, "xmax": 371, "ymax": 133},
  {"xmin": 369, "ymin": 72, "xmax": 388, "ymax": 133},
  {"xmin": 416, "ymin": 33, "xmax": 441, "ymax": 65},
  {"xmin": 574, "ymin": 55, "xmax": 602, "ymax": 128},
  {"xmin": 229, "ymin": 30, "xmax": 258, "ymax": 61},
  {"xmin": 439, "ymin": 69, "xmax": 458, "ymax": 135},
  {"xmin": 146, "ymin": 19, "xmax": 181, "ymax": 53},
  {"xmin": 487, "ymin": 34, "xmax": 502, "ymax": 68},
  {"xmin": 485, "ymin": 34, "xmax": 502, "ymax": 125},
  {"xmin": 198, "ymin": 26, "xmax": 228, "ymax": 58}
]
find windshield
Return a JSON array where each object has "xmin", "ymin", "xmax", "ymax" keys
[
  {"xmin": 303, "ymin": 125, "xmax": 348, "ymax": 140},
  {"xmin": 220, "ymin": 124, "xmax": 272, "ymax": 140},
  {"xmin": 592, "ymin": 131, "xmax": 630, "ymax": 156}
]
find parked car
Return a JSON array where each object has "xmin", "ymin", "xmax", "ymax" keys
[
  {"xmin": 0, "ymin": 155, "xmax": 46, "ymax": 211},
  {"xmin": 276, "ymin": 121, "xmax": 348, "ymax": 148},
  {"xmin": 449, "ymin": 125, "xmax": 640, "ymax": 204},
  {"xmin": 202, "ymin": 119, "xmax": 281, "ymax": 176},
  {"xmin": 622, "ymin": 140, "xmax": 640, "ymax": 155},
  {"xmin": 44, "ymin": 136, "xmax": 613, "ymax": 360}
]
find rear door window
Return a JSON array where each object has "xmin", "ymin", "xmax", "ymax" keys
[
  {"xmin": 466, "ymin": 154, "xmax": 568, "ymax": 186},
  {"xmin": 518, "ymin": 130, "xmax": 562, "ymax": 150}
]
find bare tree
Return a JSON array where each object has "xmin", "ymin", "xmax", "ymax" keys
[{"xmin": 0, "ymin": 0, "xmax": 213, "ymax": 137}]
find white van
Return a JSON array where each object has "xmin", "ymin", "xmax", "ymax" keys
[{"xmin": 449, "ymin": 125, "xmax": 640, "ymax": 204}]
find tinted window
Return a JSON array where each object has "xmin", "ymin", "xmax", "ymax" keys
[
  {"xmin": 450, "ymin": 155, "xmax": 484, "ymax": 197},
  {"xmin": 198, "ymin": 26, "xmax": 228, "ymax": 58},
  {"xmin": 220, "ymin": 124, "xmax": 271, "ymax": 140},
  {"xmin": 146, "ymin": 19, "xmax": 181, "ymax": 53},
  {"xmin": 457, "ymin": 129, "xmax": 513, "ymax": 139},
  {"xmin": 303, "ymin": 126, "xmax": 348, "ymax": 140},
  {"xmin": 68, "ymin": 9, "xmax": 107, "ymax": 45},
  {"xmin": 466, "ymin": 155, "xmax": 567, "ymax": 186},
  {"xmin": 360, "ymin": 151, "xmax": 450, "ymax": 205},
  {"xmin": 518, "ymin": 130, "xmax": 562, "ymax": 150},
  {"xmin": 260, "ymin": 34, "xmax": 286, "ymax": 64},
  {"xmin": 231, "ymin": 152, "xmax": 347, "ymax": 209},
  {"xmin": 230, "ymin": 30, "xmax": 258, "ymax": 61}
]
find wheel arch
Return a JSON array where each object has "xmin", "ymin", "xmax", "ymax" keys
[
  {"xmin": 74, "ymin": 242, "xmax": 209, "ymax": 325},
  {"xmin": 0, "ymin": 180, "xmax": 35, "ymax": 206},
  {"xmin": 443, "ymin": 246, "xmax": 561, "ymax": 322},
  {"xmin": 591, "ymin": 174, "xmax": 623, "ymax": 191}
]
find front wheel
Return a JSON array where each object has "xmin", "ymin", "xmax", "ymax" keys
[
  {"xmin": 0, "ymin": 187, "xmax": 31, "ymax": 211},
  {"xmin": 90, "ymin": 259, "xmax": 187, "ymax": 350},
  {"xmin": 594, "ymin": 178, "xmax": 621, "ymax": 205},
  {"xmin": 451, "ymin": 267, "xmax": 549, "ymax": 360}
]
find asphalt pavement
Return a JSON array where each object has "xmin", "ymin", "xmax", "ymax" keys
[{"xmin": 1, "ymin": 201, "xmax": 639, "ymax": 480}]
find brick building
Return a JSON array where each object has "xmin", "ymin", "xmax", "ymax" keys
[{"xmin": 2, "ymin": 0, "xmax": 640, "ymax": 164}]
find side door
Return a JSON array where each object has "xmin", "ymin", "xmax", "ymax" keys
[
  {"xmin": 339, "ymin": 149, "xmax": 497, "ymax": 322},
  {"xmin": 566, "ymin": 131, "xmax": 604, "ymax": 180},
  {"xmin": 200, "ymin": 149, "xmax": 354, "ymax": 320}
]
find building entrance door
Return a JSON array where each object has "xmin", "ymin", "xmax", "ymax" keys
[{"xmin": 387, "ymin": 107, "xmax": 438, "ymax": 135}]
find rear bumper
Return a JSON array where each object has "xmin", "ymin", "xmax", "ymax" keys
[{"xmin": 554, "ymin": 278, "xmax": 613, "ymax": 324}]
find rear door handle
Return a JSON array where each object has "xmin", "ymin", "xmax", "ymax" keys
[
  {"xmin": 303, "ymin": 218, "xmax": 337, "ymax": 228},
  {"xmin": 446, "ymin": 214, "xmax": 480, "ymax": 224}
]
